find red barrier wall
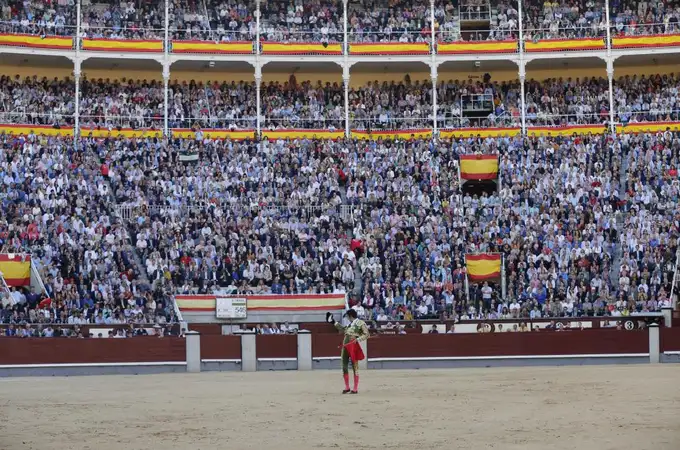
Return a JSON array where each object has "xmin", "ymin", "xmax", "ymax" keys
[
  {"xmin": 312, "ymin": 333, "xmax": 343, "ymax": 357},
  {"xmin": 256, "ymin": 335, "xmax": 297, "ymax": 358},
  {"xmin": 661, "ymin": 328, "xmax": 680, "ymax": 351},
  {"xmin": 0, "ymin": 338, "xmax": 185, "ymax": 364},
  {"xmin": 0, "ymin": 329, "xmax": 662, "ymax": 366},
  {"xmin": 200, "ymin": 335, "xmax": 242, "ymax": 360},
  {"xmin": 368, "ymin": 330, "xmax": 649, "ymax": 358}
]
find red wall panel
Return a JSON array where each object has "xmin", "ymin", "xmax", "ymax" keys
[
  {"xmin": 0, "ymin": 338, "xmax": 185, "ymax": 364},
  {"xmin": 312, "ymin": 333, "xmax": 343, "ymax": 358},
  {"xmin": 200, "ymin": 335, "xmax": 242, "ymax": 360},
  {"xmin": 368, "ymin": 331, "xmax": 649, "ymax": 358},
  {"xmin": 661, "ymin": 328, "xmax": 680, "ymax": 352},
  {"xmin": 256, "ymin": 335, "xmax": 297, "ymax": 358}
]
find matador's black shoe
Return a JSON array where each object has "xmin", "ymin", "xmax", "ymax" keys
[
  {"xmin": 342, "ymin": 389, "xmax": 351, "ymax": 394},
  {"xmin": 350, "ymin": 391, "xmax": 358, "ymax": 394}
]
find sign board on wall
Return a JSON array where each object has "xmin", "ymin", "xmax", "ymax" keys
[{"xmin": 216, "ymin": 297, "xmax": 247, "ymax": 319}]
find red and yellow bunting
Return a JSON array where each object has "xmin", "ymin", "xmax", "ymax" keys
[
  {"xmin": 171, "ymin": 128, "xmax": 255, "ymax": 140},
  {"xmin": 0, "ymin": 124, "xmax": 73, "ymax": 137},
  {"xmin": 527, "ymin": 124, "xmax": 607, "ymax": 137},
  {"xmin": 440, "ymin": 127, "xmax": 521, "ymax": 139},
  {"xmin": 261, "ymin": 42, "xmax": 342, "ymax": 55},
  {"xmin": 437, "ymin": 40, "xmax": 516, "ymax": 54},
  {"xmin": 525, "ymin": 37, "xmax": 605, "ymax": 52},
  {"xmin": 619, "ymin": 121, "xmax": 680, "ymax": 134},
  {"xmin": 612, "ymin": 34, "xmax": 680, "ymax": 49},
  {"xmin": 350, "ymin": 42, "xmax": 430, "ymax": 55},
  {"xmin": 175, "ymin": 294, "xmax": 346, "ymax": 312},
  {"xmin": 0, "ymin": 33, "xmax": 72, "ymax": 49},
  {"xmin": 0, "ymin": 254, "xmax": 31, "ymax": 287},
  {"xmin": 172, "ymin": 40, "xmax": 253, "ymax": 54},
  {"xmin": 351, "ymin": 129, "xmax": 432, "ymax": 140},
  {"xmin": 459, "ymin": 154, "xmax": 499, "ymax": 180},
  {"xmin": 81, "ymin": 38, "xmax": 163, "ymax": 52},
  {"xmin": 465, "ymin": 253, "xmax": 501, "ymax": 282},
  {"xmin": 262, "ymin": 129, "xmax": 344, "ymax": 140},
  {"xmin": 80, "ymin": 127, "xmax": 163, "ymax": 138}
]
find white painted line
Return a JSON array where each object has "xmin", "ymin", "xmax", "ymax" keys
[
  {"xmin": 663, "ymin": 351, "xmax": 680, "ymax": 355},
  {"xmin": 368, "ymin": 353, "xmax": 649, "ymax": 362},
  {"xmin": 313, "ymin": 357, "xmax": 341, "ymax": 361},
  {"xmin": 0, "ymin": 362, "xmax": 187, "ymax": 369},
  {"xmin": 201, "ymin": 359, "xmax": 242, "ymax": 363},
  {"xmin": 257, "ymin": 358, "xmax": 297, "ymax": 362}
]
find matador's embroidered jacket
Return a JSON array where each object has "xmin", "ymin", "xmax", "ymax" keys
[{"xmin": 335, "ymin": 318, "xmax": 370, "ymax": 345}]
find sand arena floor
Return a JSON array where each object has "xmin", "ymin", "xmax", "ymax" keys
[{"xmin": 0, "ymin": 365, "xmax": 679, "ymax": 450}]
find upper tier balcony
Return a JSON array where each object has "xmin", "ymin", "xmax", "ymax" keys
[{"xmin": 1, "ymin": 0, "xmax": 680, "ymax": 62}]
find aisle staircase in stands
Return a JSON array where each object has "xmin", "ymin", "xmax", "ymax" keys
[
  {"xmin": 609, "ymin": 138, "xmax": 629, "ymax": 288},
  {"xmin": 86, "ymin": 147, "xmax": 152, "ymax": 288}
]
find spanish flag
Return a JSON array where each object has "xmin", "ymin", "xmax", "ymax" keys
[
  {"xmin": 465, "ymin": 253, "xmax": 501, "ymax": 282},
  {"xmin": 0, "ymin": 254, "xmax": 31, "ymax": 286},
  {"xmin": 459, "ymin": 154, "xmax": 499, "ymax": 180}
]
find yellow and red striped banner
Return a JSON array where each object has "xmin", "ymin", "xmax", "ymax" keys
[
  {"xmin": 175, "ymin": 294, "xmax": 346, "ymax": 313},
  {"xmin": 525, "ymin": 37, "xmax": 605, "ymax": 52},
  {"xmin": 81, "ymin": 38, "xmax": 163, "ymax": 52},
  {"xmin": 351, "ymin": 129, "xmax": 433, "ymax": 140},
  {"xmin": 262, "ymin": 129, "xmax": 344, "ymax": 140},
  {"xmin": 261, "ymin": 42, "xmax": 342, "ymax": 55},
  {"xmin": 350, "ymin": 42, "xmax": 430, "ymax": 55},
  {"xmin": 527, "ymin": 124, "xmax": 607, "ymax": 137},
  {"xmin": 465, "ymin": 253, "xmax": 501, "ymax": 282},
  {"xmin": 612, "ymin": 34, "xmax": 680, "ymax": 49},
  {"xmin": 437, "ymin": 40, "xmax": 517, "ymax": 54},
  {"xmin": 172, "ymin": 40, "xmax": 253, "ymax": 54},
  {"xmin": 0, "ymin": 33, "xmax": 72, "ymax": 49},
  {"xmin": 440, "ymin": 127, "xmax": 521, "ymax": 139},
  {"xmin": 619, "ymin": 121, "xmax": 680, "ymax": 134},
  {"xmin": 0, "ymin": 254, "xmax": 31, "ymax": 287},
  {"xmin": 171, "ymin": 128, "xmax": 255, "ymax": 140},
  {"xmin": 460, "ymin": 154, "xmax": 499, "ymax": 180},
  {"xmin": 80, "ymin": 127, "xmax": 163, "ymax": 139},
  {"xmin": 0, "ymin": 124, "xmax": 74, "ymax": 137}
]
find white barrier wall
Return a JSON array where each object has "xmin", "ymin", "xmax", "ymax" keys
[
  {"xmin": 185, "ymin": 331, "xmax": 201, "ymax": 373},
  {"xmin": 241, "ymin": 332, "xmax": 257, "ymax": 372},
  {"xmin": 649, "ymin": 324, "xmax": 660, "ymax": 364},
  {"xmin": 297, "ymin": 331, "xmax": 312, "ymax": 371}
]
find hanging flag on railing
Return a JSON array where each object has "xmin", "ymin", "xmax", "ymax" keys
[
  {"xmin": 459, "ymin": 154, "xmax": 499, "ymax": 180},
  {"xmin": 465, "ymin": 253, "xmax": 501, "ymax": 282}
]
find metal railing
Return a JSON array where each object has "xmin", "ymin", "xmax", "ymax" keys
[
  {"xmin": 348, "ymin": 30, "xmax": 432, "ymax": 44},
  {"xmin": 350, "ymin": 116, "xmax": 434, "ymax": 131},
  {"xmin": 0, "ymin": 21, "xmax": 77, "ymax": 37},
  {"xmin": 1, "ymin": 6, "xmax": 680, "ymax": 50},
  {"xmin": 610, "ymin": 21, "xmax": 680, "ymax": 38},
  {"xmin": 459, "ymin": 2, "xmax": 492, "ymax": 21},
  {"xmin": 115, "ymin": 202, "xmax": 361, "ymax": 223},
  {"xmin": 461, "ymin": 93, "xmax": 494, "ymax": 112},
  {"xmin": 0, "ymin": 272, "xmax": 11, "ymax": 298}
]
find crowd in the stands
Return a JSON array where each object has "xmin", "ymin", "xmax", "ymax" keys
[
  {"xmin": 348, "ymin": 0, "xmax": 431, "ymax": 43},
  {"xmin": 262, "ymin": 76, "xmax": 344, "ymax": 130},
  {"xmin": 349, "ymin": 79, "xmax": 433, "ymax": 130},
  {"xmin": 437, "ymin": 0, "xmax": 519, "ymax": 42},
  {"xmin": 3, "ymin": 127, "xmax": 677, "ymax": 328},
  {"xmin": 3, "ymin": 0, "xmax": 680, "ymax": 44},
  {"xmin": 437, "ymin": 77, "xmax": 522, "ymax": 128},
  {"xmin": 0, "ymin": 133, "xmax": 178, "ymax": 327},
  {"xmin": 3, "ymin": 71, "xmax": 680, "ymax": 131}
]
